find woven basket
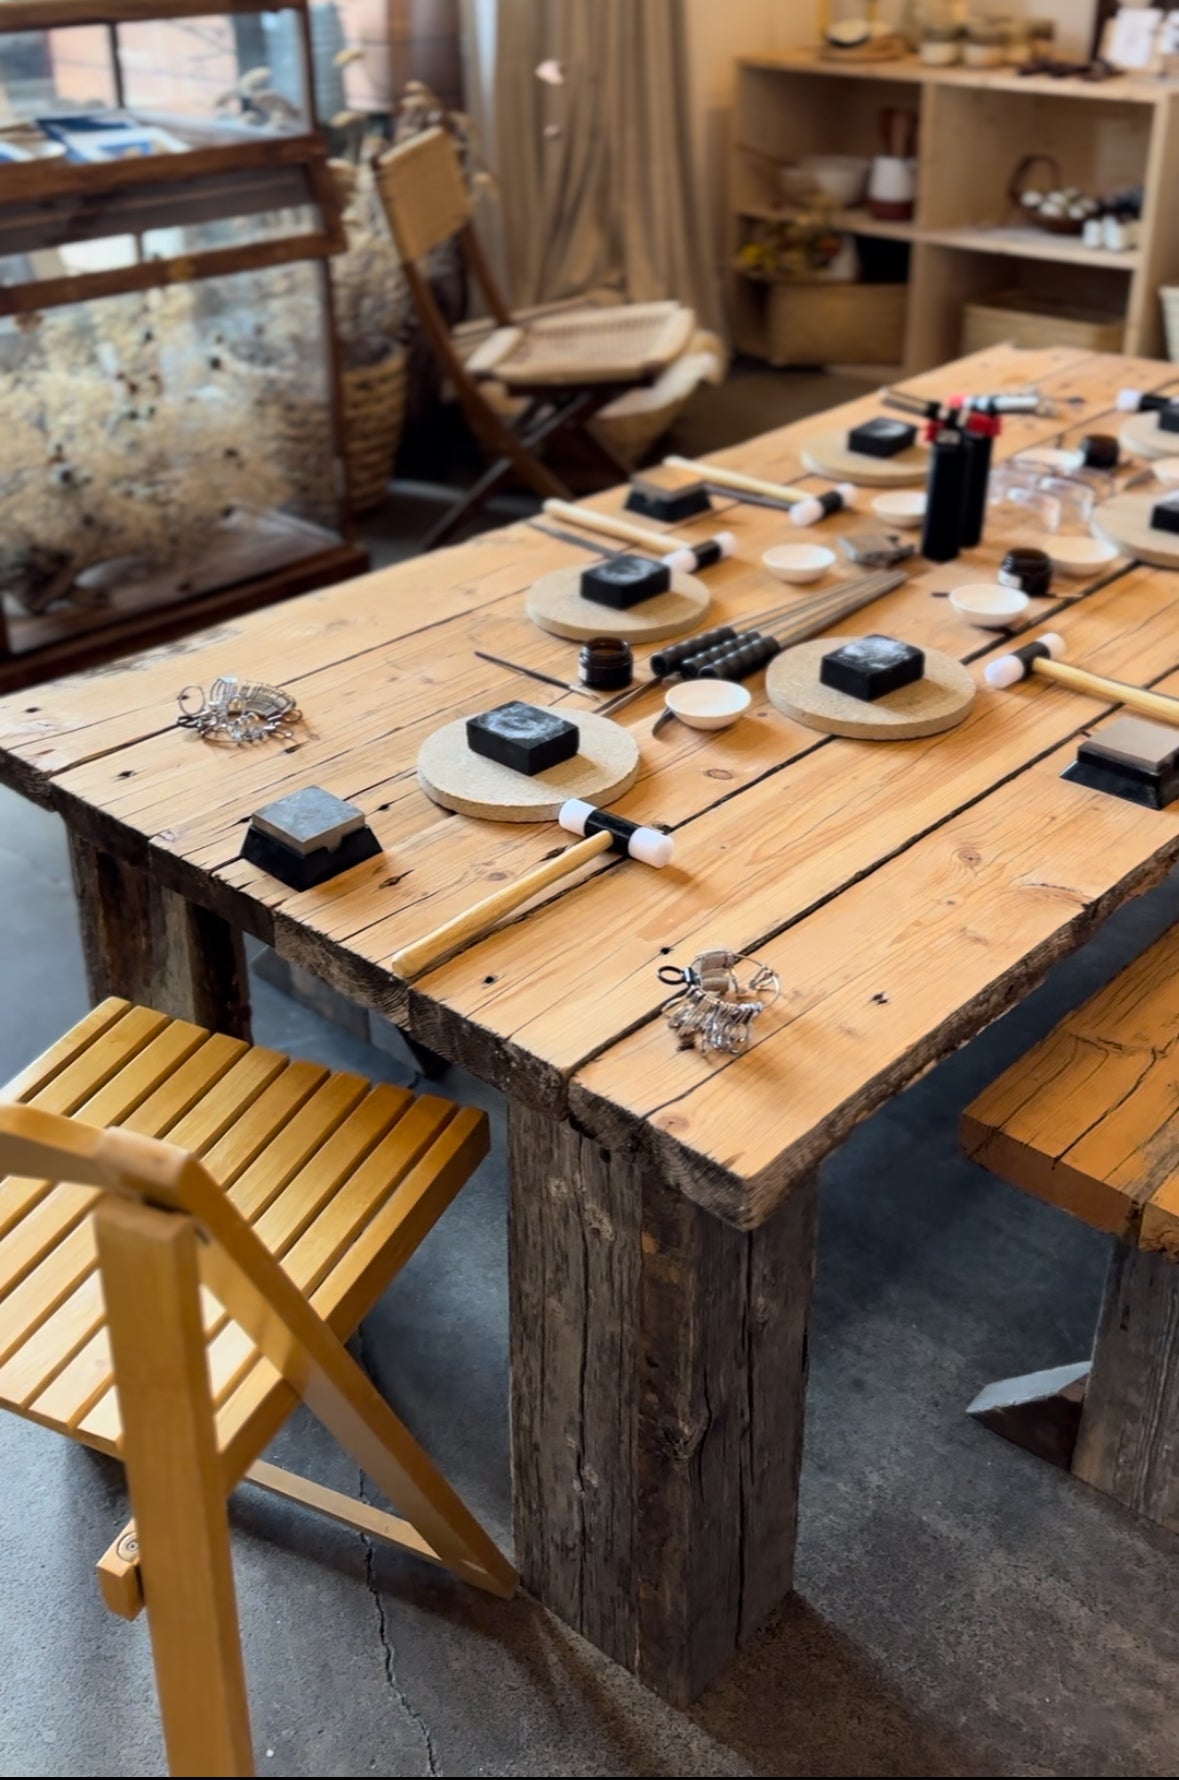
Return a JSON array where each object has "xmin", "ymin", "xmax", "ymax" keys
[
  {"xmin": 1162, "ymin": 288, "xmax": 1179, "ymax": 364},
  {"xmin": 342, "ymin": 350, "xmax": 408, "ymax": 512}
]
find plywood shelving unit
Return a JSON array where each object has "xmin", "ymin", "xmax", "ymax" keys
[{"xmin": 730, "ymin": 48, "xmax": 1179, "ymax": 373}]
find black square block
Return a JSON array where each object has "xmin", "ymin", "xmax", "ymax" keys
[
  {"xmin": 241, "ymin": 823, "xmax": 382, "ymax": 890},
  {"xmin": 1159, "ymin": 402, "xmax": 1179, "ymax": 435},
  {"xmin": 466, "ymin": 701, "xmax": 580, "ymax": 776},
  {"xmin": 848, "ymin": 417, "xmax": 918, "ymax": 459},
  {"xmin": 820, "ymin": 635, "xmax": 925, "ymax": 703},
  {"xmin": 1151, "ymin": 493, "xmax": 1179, "ymax": 534},
  {"xmin": 581, "ymin": 554, "xmax": 671, "ymax": 610},
  {"xmin": 625, "ymin": 478, "xmax": 712, "ymax": 523}
]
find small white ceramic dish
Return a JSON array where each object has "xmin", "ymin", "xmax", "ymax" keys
[
  {"xmin": 762, "ymin": 543, "xmax": 836, "ymax": 584},
  {"xmin": 949, "ymin": 583, "xmax": 1030, "ymax": 629},
  {"xmin": 870, "ymin": 490, "xmax": 927, "ymax": 529},
  {"xmin": 1155, "ymin": 457, "xmax": 1179, "ymax": 487},
  {"xmin": 664, "ymin": 680, "xmax": 752, "ymax": 731},
  {"xmin": 1048, "ymin": 535, "xmax": 1119, "ymax": 577}
]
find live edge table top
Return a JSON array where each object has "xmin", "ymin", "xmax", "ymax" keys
[{"xmin": 4, "ymin": 344, "xmax": 1179, "ymax": 1232}]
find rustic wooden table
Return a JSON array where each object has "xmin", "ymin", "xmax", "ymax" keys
[{"xmin": 3, "ymin": 345, "xmax": 1179, "ymax": 1706}]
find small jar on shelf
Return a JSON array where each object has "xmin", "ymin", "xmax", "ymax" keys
[
  {"xmin": 963, "ymin": 19, "xmax": 1009, "ymax": 67},
  {"xmin": 920, "ymin": 24, "xmax": 963, "ymax": 65}
]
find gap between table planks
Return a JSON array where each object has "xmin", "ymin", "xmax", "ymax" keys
[
  {"xmin": 16, "ymin": 358, "xmax": 1175, "ymax": 1093},
  {"xmin": 2, "ymin": 352, "xmax": 1179, "ymax": 1210},
  {"xmin": 31, "ymin": 353, "xmax": 1155, "ymax": 924},
  {"xmin": 0, "ymin": 341, "xmax": 1157, "ymax": 796},
  {"xmin": 569, "ymin": 651, "xmax": 1179, "ymax": 1228}
]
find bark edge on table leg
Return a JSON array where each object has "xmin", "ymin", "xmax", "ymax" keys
[
  {"xmin": 69, "ymin": 834, "xmax": 251, "ymax": 1040},
  {"xmin": 1073, "ymin": 1240, "xmax": 1179, "ymax": 1533},
  {"xmin": 508, "ymin": 1099, "xmax": 819, "ymax": 1706}
]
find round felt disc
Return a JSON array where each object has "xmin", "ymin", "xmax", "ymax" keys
[
  {"xmin": 801, "ymin": 427, "xmax": 929, "ymax": 487},
  {"xmin": 527, "ymin": 563, "xmax": 710, "ymax": 642},
  {"xmin": 767, "ymin": 637, "xmax": 976, "ymax": 740},
  {"xmin": 418, "ymin": 710, "xmax": 640, "ymax": 821},
  {"xmin": 1091, "ymin": 490, "xmax": 1179, "ymax": 570},
  {"xmin": 1119, "ymin": 410, "xmax": 1179, "ymax": 461}
]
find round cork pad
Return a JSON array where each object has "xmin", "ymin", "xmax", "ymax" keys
[
  {"xmin": 1119, "ymin": 410, "xmax": 1179, "ymax": 461},
  {"xmin": 801, "ymin": 428, "xmax": 929, "ymax": 487},
  {"xmin": 527, "ymin": 563, "xmax": 709, "ymax": 643},
  {"xmin": 418, "ymin": 711, "xmax": 640, "ymax": 821},
  {"xmin": 1092, "ymin": 490, "xmax": 1179, "ymax": 570},
  {"xmin": 767, "ymin": 637, "xmax": 976, "ymax": 740}
]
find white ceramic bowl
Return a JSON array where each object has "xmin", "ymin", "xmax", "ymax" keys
[
  {"xmin": 664, "ymin": 680, "xmax": 752, "ymax": 731},
  {"xmin": 1048, "ymin": 535, "xmax": 1119, "ymax": 578},
  {"xmin": 800, "ymin": 153, "xmax": 870, "ymax": 208},
  {"xmin": 870, "ymin": 490, "xmax": 927, "ymax": 529},
  {"xmin": 762, "ymin": 543, "xmax": 836, "ymax": 585},
  {"xmin": 949, "ymin": 583, "xmax": 1030, "ymax": 629},
  {"xmin": 1155, "ymin": 457, "xmax": 1179, "ymax": 487}
]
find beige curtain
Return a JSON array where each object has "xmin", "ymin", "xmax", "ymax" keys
[{"xmin": 460, "ymin": 0, "xmax": 720, "ymax": 329}]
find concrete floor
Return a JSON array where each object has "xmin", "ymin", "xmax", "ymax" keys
[{"xmin": 2, "ymin": 366, "xmax": 1178, "ymax": 1776}]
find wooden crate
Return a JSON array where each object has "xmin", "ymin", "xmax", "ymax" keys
[
  {"xmin": 766, "ymin": 280, "xmax": 907, "ymax": 366},
  {"xmin": 961, "ymin": 290, "xmax": 1125, "ymax": 356}
]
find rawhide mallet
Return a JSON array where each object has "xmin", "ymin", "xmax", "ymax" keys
[
  {"xmin": 984, "ymin": 633, "xmax": 1179, "ymax": 727},
  {"xmin": 390, "ymin": 798, "xmax": 673, "ymax": 981}
]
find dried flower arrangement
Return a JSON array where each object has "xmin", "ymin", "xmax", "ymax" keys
[
  {"xmin": 738, "ymin": 205, "xmax": 845, "ymax": 283},
  {"xmin": 0, "ymin": 272, "xmax": 329, "ymax": 618}
]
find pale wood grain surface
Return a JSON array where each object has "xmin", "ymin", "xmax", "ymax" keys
[
  {"xmin": 964, "ymin": 921, "xmax": 1179, "ymax": 1256},
  {"xmin": 6, "ymin": 347, "xmax": 1179, "ymax": 1227}
]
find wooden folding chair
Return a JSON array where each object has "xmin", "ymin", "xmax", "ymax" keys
[
  {"xmin": 374, "ymin": 126, "xmax": 698, "ymax": 549},
  {"xmin": 0, "ymin": 999, "xmax": 516, "ymax": 1778}
]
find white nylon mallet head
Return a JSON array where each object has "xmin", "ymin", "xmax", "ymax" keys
[
  {"xmin": 984, "ymin": 633, "xmax": 1066, "ymax": 690},
  {"xmin": 790, "ymin": 484, "xmax": 856, "ymax": 528},
  {"xmin": 559, "ymin": 799, "xmax": 674, "ymax": 867},
  {"xmin": 662, "ymin": 533, "xmax": 737, "ymax": 575}
]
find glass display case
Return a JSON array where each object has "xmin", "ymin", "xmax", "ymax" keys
[{"xmin": 0, "ymin": 0, "xmax": 366, "ymax": 688}]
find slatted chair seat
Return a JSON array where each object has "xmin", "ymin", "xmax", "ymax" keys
[
  {"xmin": 0, "ymin": 997, "xmax": 515, "ymax": 1777},
  {"xmin": 961, "ymin": 925, "xmax": 1179, "ymax": 1533},
  {"xmin": 464, "ymin": 301, "xmax": 696, "ymax": 391}
]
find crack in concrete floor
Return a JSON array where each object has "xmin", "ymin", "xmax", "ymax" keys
[{"xmin": 357, "ymin": 1326, "xmax": 441, "ymax": 1778}]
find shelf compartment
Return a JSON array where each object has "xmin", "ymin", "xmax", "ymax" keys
[{"xmin": 920, "ymin": 224, "xmax": 1139, "ymax": 269}]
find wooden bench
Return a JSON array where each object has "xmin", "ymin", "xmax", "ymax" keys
[{"xmin": 962, "ymin": 924, "xmax": 1179, "ymax": 1532}]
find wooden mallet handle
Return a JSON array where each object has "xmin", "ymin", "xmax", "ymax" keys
[
  {"xmin": 390, "ymin": 831, "xmax": 613, "ymax": 981},
  {"xmin": 664, "ymin": 454, "xmax": 808, "ymax": 505},
  {"xmin": 1036, "ymin": 659, "xmax": 1179, "ymax": 726},
  {"xmin": 542, "ymin": 498, "xmax": 674, "ymax": 555}
]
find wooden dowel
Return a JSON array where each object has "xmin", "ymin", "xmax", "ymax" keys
[
  {"xmin": 1036, "ymin": 659, "xmax": 1179, "ymax": 726},
  {"xmin": 664, "ymin": 455, "xmax": 808, "ymax": 506},
  {"xmin": 542, "ymin": 499, "xmax": 676, "ymax": 555},
  {"xmin": 391, "ymin": 830, "xmax": 614, "ymax": 981}
]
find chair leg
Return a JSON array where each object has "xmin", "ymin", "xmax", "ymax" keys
[
  {"xmin": 96, "ymin": 1199, "xmax": 254, "ymax": 1779},
  {"xmin": 420, "ymin": 400, "xmax": 578, "ymax": 552}
]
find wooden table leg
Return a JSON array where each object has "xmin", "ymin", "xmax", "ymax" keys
[
  {"xmin": 68, "ymin": 834, "xmax": 251, "ymax": 1040},
  {"xmin": 508, "ymin": 1100, "xmax": 819, "ymax": 1706},
  {"xmin": 969, "ymin": 1240, "xmax": 1179, "ymax": 1534},
  {"xmin": 1073, "ymin": 1242, "xmax": 1179, "ymax": 1533}
]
